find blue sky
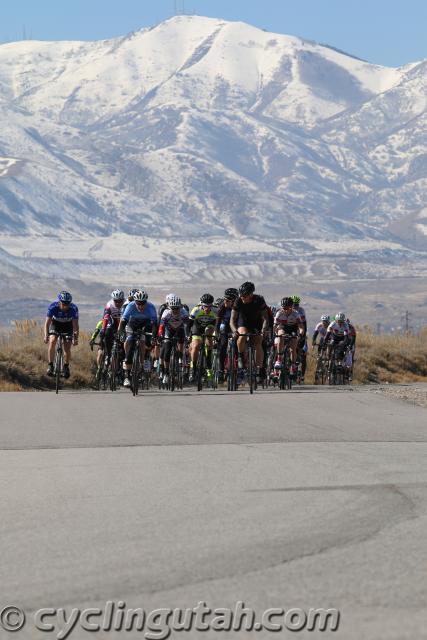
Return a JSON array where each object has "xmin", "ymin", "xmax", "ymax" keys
[{"xmin": 0, "ymin": 0, "xmax": 425, "ymax": 67}]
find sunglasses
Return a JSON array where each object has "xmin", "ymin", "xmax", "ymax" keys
[{"xmin": 135, "ymin": 301, "xmax": 146, "ymax": 306}]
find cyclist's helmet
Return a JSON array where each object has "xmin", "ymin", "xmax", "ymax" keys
[
  {"xmin": 224, "ymin": 288, "xmax": 239, "ymax": 300},
  {"xmin": 239, "ymin": 281, "xmax": 255, "ymax": 296},
  {"xmin": 200, "ymin": 293, "xmax": 214, "ymax": 305},
  {"xmin": 270, "ymin": 305, "xmax": 278, "ymax": 316},
  {"xmin": 111, "ymin": 289, "xmax": 125, "ymax": 301},
  {"xmin": 134, "ymin": 290, "xmax": 148, "ymax": 303},
  {"xmin": 58, "ymin": 291, "xmax": 72, "ymax": 303},
  {"xmin": 335, "ymin": 312, "xmax": 346, "ymax": 322},
  {"xmin": 166, "ymin": 294, "xmax": 181, "ymax": 308},
  {"xmin": 128, "ymin": 288, "xmax": 138, "ymax": 300},
  {"xmin": 321, "ymin": 314, "xmax": 330, "ymax": 323},
  {"xmin": 215, "ymin": 297, "xmax": 224, "ymax": 307},
  {"xmin": 281, "ymin": 297, "xmax": 293, "ymax": 308},
  {"xmin": 292, "ymin": 295, "xmax": 300, "ymax": 305},
  {"xmin": 165, "ymin": 292, "xmax": 177, "ymax": 303}
]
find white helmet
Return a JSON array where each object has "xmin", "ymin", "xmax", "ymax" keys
[
  {"xmin": 134, "ymin": 290, "xmax": 148, "ymax": 302},
  {"xmin": 321, "ymin": 314, "xmax": 330, "ymax": 322},
  {"xmin": 335, "ymin": 312, "xmax": 346, "ymax": 322},
  {"xmin": 111, "ymin": 289, "xmax": 125, "ymax": 301},
  {"xmin": 166, "ymin": 294, "xmax": 181, "ymax": 308}
]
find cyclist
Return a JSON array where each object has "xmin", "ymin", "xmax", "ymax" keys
[
  {"xmin": 118, "ymin": 290, "xmax": 157, "ymax": 388},
  {"xmin": 292, "ymin": 295, "xmax": 308, "ymax": 382},
  {"xmin": 312, "ymin": 315, "xmax": 330, "ymax": 353},
  {"xmin": 44, "ymin": 291, "xmax": 79, "ymax": 378},
  {"xmin": 94, "ymin": 289, "xmax": 125, "ymax": 372},
  {"xmin": 158, "ymin": 295, "xmax": 189, "ymax": 385},
  {"xmin": 273, "ymin": 297, "xmax": 305, "ymax": 377},
  {"xmin": 188, "ymin": 293, "xmax": 217, "ymax": 382},
  {"xmin": 345, "ymin": 317, "xmax": 357, "ymax": 381},
  {"xmin": 215, "ymin": 288, "xmax": 239, "ymax": 382},
  {"xmin": 89, "ymin": 319, "xmax": 103, "ymax": 348},
  {"xmin": 324, "ymin": 312, "xmax": 349, "ymax": 370},
  {"xmin": 230, "ymin": 282, "xmax": 269, "ymax": 381},
  {"xmin": 121, "ymin": 288, "xmax": 139, "ymax": 314}
]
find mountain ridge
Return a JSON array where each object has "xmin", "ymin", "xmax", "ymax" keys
[{"xmin": 0, "ymin": 15, "xmax": 425, "ymax": 249}]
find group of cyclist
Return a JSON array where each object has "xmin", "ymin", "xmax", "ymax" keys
[{"xmin": 44, "ymin": 282, "xmax": 356, "ymax": 386}]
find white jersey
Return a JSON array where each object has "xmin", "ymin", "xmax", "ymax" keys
[
  {"xmin": 314, "ymin": 322, "xmax": 328, "ymax": 339},
  {"xmin": 160, "ymin": 307, "xmax": 189, "ymax": 330},
  {"xmin": 327, "ymin": 321, "xmax": 349, "ymax": 339},
  {"xmin": 274, "ymin": 309, "xmax": 303, "ymax": 328}
]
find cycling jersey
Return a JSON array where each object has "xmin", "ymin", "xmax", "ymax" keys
[
  {"xmin": 347, "ymin": 322, "xmax": 356, "ymax": 339},
  {"xmin": 47, "ymin": 301, "xmax": 79, "ymax": 323},
  {"xmin": 326, "ymin": 321, "xmax": 349, "ymax": 341},
  {"xmin": 160, "ymin": 308, "xmax": 189, "ymax": 332},
  {"xmin": 122, "ymin": 301, "xmax": 157, "ymax": 329},
  {"xmin": 90, "ymin": 319, "xmax": 103, "ymax": 342},
  {"xmin": 189, "ymin": 305, "xmax": 217, "ymax": 335},
  {"xmin": 274, "ymin": 309, "xmax": 303, "ymax": 328},
  {"xmin": 233, "ymin": 295, "xmax": 267, "ymax": 329},
  {"xmin": 313, "ymin": 322, "xmax": 328, "ymax": 344},
  {"xmin": 216, "ymin": 303, "xmax": 233, "ymax": 334},
  {"xmin": 102, "ymin": 299, "xmax": 123, "ymax": 331}
]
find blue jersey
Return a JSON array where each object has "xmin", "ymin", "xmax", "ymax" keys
[
  {"xmin": 122, "ymin": 301, "xmax": 157, "ymax": 326},
  {"xmin": 47, "ymin": 301, "xmax": 79, "ymax": 323}
]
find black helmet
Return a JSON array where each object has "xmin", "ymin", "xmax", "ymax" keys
[
  {"xmin": 239, "ymin": 282, "xmax": 255, "ymax": 296},
  {"xmin": 224, "ymin": 287, "xmax": 239, "ymax": 300},
  {"xmin": 200, "ymin": 293, "xmax": 214, "ymax": 305},
  {"xmin": 58, "ymin": 291, "xmax": 72, "ymax": 303},
  {"xmin": 215, "ymin": 297, "xmax": 224, "ymax": 307},
  {"xmin": 128, "ymin": 288, "xmax": 138, "ymax": 300},
  {"xmin": 281, "ymin": 297, "xmax": 293, "ymax": 308}
]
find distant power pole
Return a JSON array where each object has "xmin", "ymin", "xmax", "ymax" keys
[{"xmin": 402, "ymin": 310, "xmax": 412, "ymax": 335}]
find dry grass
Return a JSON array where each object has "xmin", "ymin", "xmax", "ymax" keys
[
  {"xmin": 0, "ymin": 320, "xmax": 95, "ymax": 391},
  {"xmin": 0, "ymin": 321, "xmax": 426, "ymax": 390}
]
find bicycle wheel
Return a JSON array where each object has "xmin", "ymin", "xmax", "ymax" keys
[
  {"xmin": 55, "ymin": 338, "xmax": 63, "ymax": 394},
  {"xmin": 131, "ymin": 345, "xmax": 140, "ymax": 396},
  {"xmin": 109, "ymin": 348, "xmax": 118, "ymax": 391},
  {"xmin": 196, "ymin": 342, "xmax": 205, "ymax": 392},
  {"xmin": 170, "ymin": 344, "xmax": 176, "ymax": 392},
  {"xmin": 211, "ymin": 347, "xmax": 220, "ymax": 390},
  {"xmin": 248, "ymin": 343, "xmax": 254, "ymax": 394}
]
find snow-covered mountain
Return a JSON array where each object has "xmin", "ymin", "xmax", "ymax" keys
[
  {"xmin": 0, "ymin": 14, "xmax": 425, "ymax": 242},
  {"xmin": 0, "ymin": 15, "xmax": 426, "ymax": 327}
]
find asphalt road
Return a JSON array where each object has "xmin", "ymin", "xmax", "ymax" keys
[{"xmin": 0, "ymin": 386, "xmax": 426, "ymax": 639}]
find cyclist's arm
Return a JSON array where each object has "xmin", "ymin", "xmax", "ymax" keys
[
  {"xmin": 312, "ymin": 329, "xmax": 319, "ymax": 345},
  {"xmin": 230, "ymin": 309, "xmax": 238, "ymax": 334},
  {"xmin": 44, "ymin": 317, "xmax": 52, "ymax": 340},
  {"xmin": 72, "ymin": 318, "xmax": 79, "ymax": 343},
  {"xmin": 260, "ymin": 309, "xmax": 269, "ymax": 334}
]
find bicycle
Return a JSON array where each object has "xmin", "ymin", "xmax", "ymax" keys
[
  {"xmin": 235, "ymin": 331, "xmax": 260, "ymax": 394},
  {"xmin": 194, "ymin": 330, "xmax": 215, "ymax": 391},
  {"xmin": 109, "ymin": 337, "xmax": 124, "ymax": 391},
  {"xmin": 328, "ymin": 342, "xmax": 348, "ymax": 385},
  {"xmin": 51, "ymin": 331, "xmax": 71, "ymax": 394},
  {"xmin": 278, "ymin": 335, "xmax": 294, "ymax": 391},
  {"xmin": 169, "ymin": 335, "xmax": 186, "ymax": 391},
  {"xmin": 226, "ymin": 336, "xmax": 238, "ymax": 391},
  {"xmin": 129, "ymin": 327, "xmax": 148, "ymax": 396},
  {"xmin": 313, "ymin": 347, "xmax": 328, "ymax": 385}
]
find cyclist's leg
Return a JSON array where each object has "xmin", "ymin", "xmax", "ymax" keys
[
  {"xmin": 236, "ymin": 326, "xmax": 248, "ymax": 367},
  {"xmin": 254, "ymin": 334, "xmax": 263, "ymax": 368},
  {"xmin": 63, "ymin": 337, "xmax": 72, "ymax": 364},
  {"xmin": 48, "ymin": 334, "xmax": 57, "ymax": 363}
]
